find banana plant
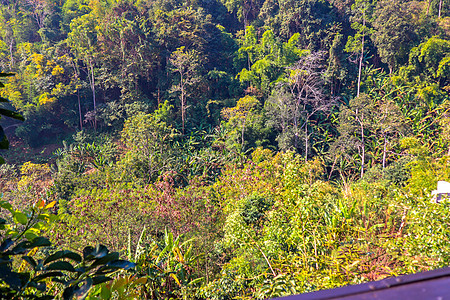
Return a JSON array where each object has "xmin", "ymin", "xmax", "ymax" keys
[{"xmin": 132, "ymin": 228, "xmax": 204, "ymax": 299}]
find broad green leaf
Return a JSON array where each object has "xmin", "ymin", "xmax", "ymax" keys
[
  {"xmin": 0, "ymin": 238, "xmax": 14, "ymax": 252},
  {"xmin": 22, "ymin": 256, "xmax": 37, "ymax": 268},
  {"xmin": 0, "ymin": 201, "xmax": 12, "ymax": 211},
  {"xmin": 6, "ymin": 229, "xmax": 19, "ymax": 238},
  {"xmin": 24, "ymin": 232, "xmax": 38, "ymax": 241},
  {"xmin": 0, "ymin": 72, "xmax": 14, "ymax": 77},
  {"xmin": 10, "ymin": 241, "xmax": 30, "ymax": 255},
  {"xmin": 44, "ymin": 250, "xmax": 82, "ymax": 265},
  {"xmin": 90, "ymin": 252, "xmax": 119, "ymax": 269},
  {"xmin": 111, "ymin": 277, "xmax": 127, "ymax": 291},
  {"xmin": 46, "ymin": 261, "xmax": 76, "ymax": 272},
  {"xmin": 72, "ymin": 278, "xmax": 93, "ymax": 299},
  {"xmin": 0, "ymin": 108, "xmax": 24, "ymax": 121},
  {"xmin": 95, "ymin": 260, "xmax": 136, "ymax": 275},
  {"xmin": 28, "ymin": 280, "xmax": 46, "ymax": 291},
  {"xmin": 62, "ymin": 285, "xmax": 75, "ymax": 300},
  {"xmin": 14, "ymin": 212, "xmax": 28, "ymax": 225},
  {"xmin": 33, "ymin": 271, "xmax": 65, "ymax": 281},
  {"xmin": 83, "ymin": 245, "xmax": 108, "ymax": 261},
  {"xmin": 107, "ymin": 260, "xmax": 135, "ymax": 270},
  {"xmin": 28, "ymin": 237, "xmax": 51, "ymax": 248},
  {"xmin": 92, "ymin": 275, "xmax": 112, "ymax": 285},
  {"xmin": 100, "ymin": 284, "xmax": 112, "ymax": 299},
  {"xmin": 0, "ymin": 265, "xmax": 24, "ymax": 289}
]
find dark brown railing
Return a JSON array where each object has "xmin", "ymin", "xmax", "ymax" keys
[{"xmin": 275, "ymin": 267, "xmax": 450, "ymax": 300}]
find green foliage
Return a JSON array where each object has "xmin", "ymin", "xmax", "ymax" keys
[
  {"xmin": 2, "ymin": 1, "xmax": 450, "ymax": 299},
  {"xmin": 221, "ymin": 95, "xmax": 265, "ymax": 150},
  {"xmin": 52, "ymin": 134, "xmax": 117, "ymax": 200},
  {"xmin": 201, "ymin": 148, "xmax": 450, "ymax": 298},
  {"xmin": 240, "ymin": 194, "xmax": 273, "ymax": 227},
  {"xmin": 118, "ymin": 101, "xmax": 180, "ymax": 183},
  {"xmin": 372, "ymin": 0, "xmax": 419, "ymax": 73},
  {"xmin": 236, "ymin": 27, "xmax": 306, "ymax": 94},
  {"xmin": 390, "ymin": 198, "xmax": 450, "ymax": 271},
  {"xmin": 131, "ymin": 228, "xmax": 203, "ymax": 299},
  {"xmin": 401, "ymin": 36, "xmax": 450, "ymax": 93},
  {"xmin": 86, "ymin": 274, "xmax": 147, "ymax": 300},
  {"xmin": 0, "ymin": 199, "xmax": 135, "ymax": 299}
]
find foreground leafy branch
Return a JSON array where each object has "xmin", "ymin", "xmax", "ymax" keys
[
  {"xmin": 0, "ymin": 72, "xmax": 24, "ymax": 164},
  {"xmin": 0, "ymin": 198, "xmax": 135, "ymax": 299}
]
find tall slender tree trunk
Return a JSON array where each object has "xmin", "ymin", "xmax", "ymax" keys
[
  {"xmin": 439, "ymin": 0, "xmax": 443, "ymax": 17},
  {"xmin": 181, "ymin": 93, "xmax": 185, "ymax": 135},
  {"xmin": 357, "ymin": 18, "xmax": 365, "ymax": 97},
  {"xmin": 77, "ymin": 89, "xmax": 83, "ymax": 130},
  {"xmin": 157, "ymin": 64, "xmax": 162, "ymax": 106},
  {"xmin": 305, "ymin": 123, "xmax": 308, "ymax": 161},
  {"xmin": 246, "ymin": 24, "xmax": 251, "ymax": 71},
  {"xmin": 241, "ymin": 116, "xmax": 247, "ymax": 149},
  {"xmin": 181, "ymin": 68, "xmax": 186, "ymax": 134},
  {"xmin": 157, "ymin": 87, "xmax": 161, "ymax": 106},
  {"xmin": 87, "ymin": 58, "xmax": 97, "ymax": 130},
  {"xmin": 9, "ymin": 41, "xmax": 14, "ymax": 67},
  {"xmin": 181, "ymin": 77, "xmax": 186, "ymax": 135},
  {"xmin": 90, "ymin": 63, "xmax": 96, "ymax": 110},
  {"xmin": 293, "ymin": 115, "xmax": 299, "ymax": 150},
  {"xmin": 329, "ymin": 155, "xmax": 339, "ymax": 180}
]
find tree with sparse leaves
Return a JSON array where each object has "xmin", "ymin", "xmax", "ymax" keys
[
  {"xmin": 169, "ymin": 46, "xmax": 202, "ymax": 134},
  {"xmin": 267, "ymin": 51, "xmax": 334, "ymax": 160},
  {"xmin": 332, "ymin": 93, "xmax": 376, "ymax": 178}
]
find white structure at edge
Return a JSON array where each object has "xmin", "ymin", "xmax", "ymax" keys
[{"xmin": 431, "ymin": 181, "xmax": 450, "ymax": 203}]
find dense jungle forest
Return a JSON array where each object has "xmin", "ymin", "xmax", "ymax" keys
[{"xmin": 0, "ymin": 0, "xmax": 450, "ymax": 298}]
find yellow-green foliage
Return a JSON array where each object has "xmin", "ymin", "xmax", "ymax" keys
[
  {"xmin": 17, "ymin": 161, "xmax": 51, "ymax": 192},
  {"xmin": 201, "ymin": 148, "xmax": 450, "ymax": 299},
  {"xmin": 117, "ymin": 101, "xmax": 179, "ymax": 182},
  {"xmin": 55, "ymin": 175, "xmax": 219, "ymax": 255}
]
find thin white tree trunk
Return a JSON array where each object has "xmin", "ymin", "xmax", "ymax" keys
[
  {"xmin": 241, "ymin": 116, "xmax": 247, "ymax": 149},
  {"xmin": 87, "ymin": 58, "xmax": 97, "ymax": 130},
  {"xmin": 77, "ymin": 89, "xmax": 83, "ymax": 130},
  {"xmin": 357, "ymin": 18, "xmax": 365, "ymax": 97},
  {"xmin": 90, "ymin": 62, "xmax": 96, "ymax": 110},
  {"xmin": 9, "ymin": 41, "xmax": 14, "ymax": 67},
  {"xmin": 359, "ymin": 117, "xmax": 365, "ymax": 179},
  {"xmin": 382, "ymin": 135, "xmax": 387, "ymax": 169},
  {"xmin": 305, "ymin": 123, "xmax": 308, "ymax": 161},
  {"xmin": 181, "ymin": 72, "xmax": 186, "ymax": 135}
]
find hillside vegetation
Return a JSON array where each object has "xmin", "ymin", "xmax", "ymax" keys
[{"xmin": 0, "ymin": 0, "xmax": 450, "ymax": 298}]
